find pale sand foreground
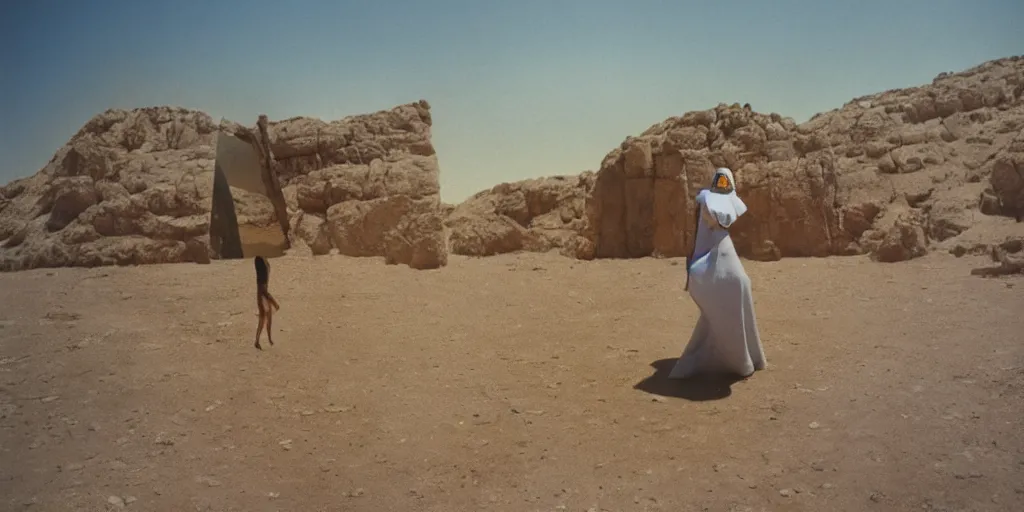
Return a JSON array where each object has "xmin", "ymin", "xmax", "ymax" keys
[{"xmin": 0, "ymin": 252, "xmax": 1022, "ymax": 512}]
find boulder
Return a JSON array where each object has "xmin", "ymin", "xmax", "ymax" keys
[
  {"xmin": 445, "ymin": 174, "xmax": 594, "ymax": 259},
  {"xmin": 0, "ymin": 101, "xmax": 448, "ymax": 271},
  {"xmin": 0, "ymin": 107, "xmax": 218, "ymax": 271},
  {"xmin": 871, "ymin": 211, "xmax": 930, "ymax": 263},
  {"xmin": 327, "ymin": 195, "xmax": 447, "ymax": 269},
  {"xmin": 987, "ymin": 150, "xmax": 1024, "ymax": 221}
]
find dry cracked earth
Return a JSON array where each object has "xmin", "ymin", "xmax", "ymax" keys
[{"xmin": 1, "ymin": 252, "xmax": 1022, "ymax": 512}]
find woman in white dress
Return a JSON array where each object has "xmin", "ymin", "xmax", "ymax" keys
[{"xmin": 670, "ymin": 168, "xmax": 767, "ymax": 379}]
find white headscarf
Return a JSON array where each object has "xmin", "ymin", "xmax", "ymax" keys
[{"xmin": 696, "ymin": 167, "xmax": 748, "ymax": 229}]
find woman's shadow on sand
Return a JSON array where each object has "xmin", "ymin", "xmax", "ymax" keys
[{"xmin": 633, "ymin": 358, "xmax": 744, "ymax": 402}]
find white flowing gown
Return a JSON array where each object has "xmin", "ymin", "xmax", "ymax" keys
[{"xmin": 670, "ymin": 171, "xmax": 767, "ymax": 379}]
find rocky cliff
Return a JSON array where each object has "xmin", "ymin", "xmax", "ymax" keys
[
  {"xmin": 272, "ymin": 100, "xmax": 447, "ymax": 269},
  {"xmin": 450, "ymin": 56, "xmax": 1024, "ymax": 263},
  {"xmin": 0, "ymin": 101, "xmax": 448, "ymax": 271},
  {"xmin": 445, "ymin": 173, "xmax": 595, "ymax": 259},
  {"xmin": 3, "ymin": 57, "xmax": 1021, "ymax": 271},
  {"xmin": 0, "ymin": 107, "xmax": 220, "ymax": 270}
]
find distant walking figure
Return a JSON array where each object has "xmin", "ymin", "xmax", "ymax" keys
[
  {"xmin": 672, "ymin": 168, "xmax": 766, "ymax": 379},
  {"xmin": 253, "ymin": 256, "xmax": 280, "ymax": 350}
]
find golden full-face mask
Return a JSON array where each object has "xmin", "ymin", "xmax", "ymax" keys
[{"xmin": 712, "ymin": 173, "xmax": 733, "ymax": 193}]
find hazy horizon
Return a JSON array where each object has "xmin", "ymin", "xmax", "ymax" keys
[{"xmin": 2, "ymin": 0, "xmax": 1022, "ymax": 202}]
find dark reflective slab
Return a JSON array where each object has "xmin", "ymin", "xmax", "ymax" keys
[{"xmin": 210, "ymin": 130, "xmax": 289, "ymax": 259}]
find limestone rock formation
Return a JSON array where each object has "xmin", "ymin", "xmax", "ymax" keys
[
  {"xmin": 0, "ymin": 101, "xmax": 448, "ymax": 271},
  {"xmin": 273, "ymin": 100, "xmax": 447, "ymax": 269},
  {"xmin": 0, "ymin": 107, "xmax": 219, "ymax": 270},
  {"xmin": 448, "ymin": 55, "xmax": 1023, "ymax": 263},
  {"xmin": 445, "ymin": 174, "xmax": 595, "ymax": 259},
  {"xmin": 587, "ymin": 56, "xmax": 1024, "ymax": 263},
  {"xmin": 986, "ymin": 141, "xmax": 1024, "ymax": 222}
]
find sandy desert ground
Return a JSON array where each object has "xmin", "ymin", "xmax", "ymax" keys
[{"xmin": 0, "ymin": 252, "xmax": 1022, "ymax": 512}]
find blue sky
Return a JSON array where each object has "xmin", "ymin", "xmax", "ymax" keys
[{"xmin": 1, "ymin": 1, "xmax": 1021, "ymax": 202}]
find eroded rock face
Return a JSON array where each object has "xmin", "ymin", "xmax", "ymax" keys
[
  {"xmin": 272, "ymin": 100, "xmax": 447, "ymax": 269},
  {"xmin": 0, "ymin": 101, "xmax": 448, "ymax": 271},
  {"xmin": 0, "ymin": 107, "xmax": 219, "ymax": 270},
  {"xmin": 43, "ymin": 176, "xmax": 99, "ymax": 232},
  {"xmin": 588, "ymin": 56, "xmax": 1024, "ymax": 263},
  {"xmin": 445, "ymin": 174, "xmax": 595, "ymax": 259},
  {"xmin": 326, "ymin": 195, "xmax": 447, "ymax": 269},
  {"xmin": 987, "ymin": 138, "xmax": 1024, "ymax": 222},
  {"xmin": 449, "ymin": 56, "xmax": 1023, "ymax": 263}
]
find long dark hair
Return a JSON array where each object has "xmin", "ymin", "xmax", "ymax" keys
[{"xmin": 254, "ymin": 256, "xmax": 269, "ymax": 285}]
